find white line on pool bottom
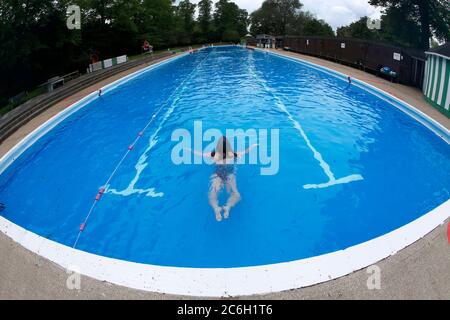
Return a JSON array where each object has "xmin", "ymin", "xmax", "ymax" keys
[
  {"xmin": 106, "ymin": 51, "xmax": 211, "ymax": 198},
  {"xmin": 247, "ymin": 56, "xmax": 363, "ymax": 189},
  {"xmin": 303, "ymin": 174, "xmax": 364, "ymax": 189}
]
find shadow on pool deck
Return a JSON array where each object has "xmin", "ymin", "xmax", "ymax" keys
[{"xmin": 0, "ymin": 48, "xmax": 449, "ymax": 299}]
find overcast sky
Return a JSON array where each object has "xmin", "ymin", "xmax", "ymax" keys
[{"xmin": 190, "ymin": 0, "xmax": 382, "ymax": 30}]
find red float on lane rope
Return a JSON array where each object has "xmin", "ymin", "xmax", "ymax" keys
[
  {"xmin": 128, "ymin": 145, "xmax": 134, "ymax": 151},
  {"xmin": 448, "ymin": 222, "xmax": 450, "ymax": 244},
  {"xmin": 80, "ymin": 223, "xmax": 86, "ymax": 232}
]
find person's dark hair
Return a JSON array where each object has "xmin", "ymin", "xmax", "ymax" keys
[{"xmin": 212, "ymin": 136, "xmax": 235, "ymax": 159}]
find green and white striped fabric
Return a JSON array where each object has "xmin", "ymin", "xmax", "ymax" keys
[{"xmin": 423, "ymin": 53, "xmax": 450, "ymax": 116}]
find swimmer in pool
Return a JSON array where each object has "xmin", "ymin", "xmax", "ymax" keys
[{"xmin": 189, "ymin": 136, "xmax": 257, "ymax": 222}]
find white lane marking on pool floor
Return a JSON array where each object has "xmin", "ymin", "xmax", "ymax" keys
[
  {"xmin": 247, "ymin": 54, "xmax": 363, "ymax": 189},
  {"xmin": 106, "ymin": 51, "xmax": 212, "ymax": 198}
]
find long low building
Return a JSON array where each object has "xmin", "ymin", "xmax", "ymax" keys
[{"xmin": 283, "ymin": 36, "xmax": 426, "ymax": 88}]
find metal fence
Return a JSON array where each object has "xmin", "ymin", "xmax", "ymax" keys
[{"xmin": 283, "ymin": 36, "xmax": 426, "ymax": 88}]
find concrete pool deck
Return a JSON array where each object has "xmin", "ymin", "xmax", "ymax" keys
[{"xmin": 0, "ymin": 48, "xmax": 449, "ymax": 299}]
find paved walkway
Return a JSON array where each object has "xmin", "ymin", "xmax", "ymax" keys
[{"xmin": 0, "ymin": 48, "xmax": 449, "ymax": 299}]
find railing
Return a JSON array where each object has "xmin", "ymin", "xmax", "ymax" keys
[
  {"xmin": 88, "ymin": 55, "xmax": 128, "ymax": 73},
  {"xmin": 0, "ymin": 51, "xmax": 176, "ymax": 144},
  {"xmin": 62, "ymin": 71, "xmax": 81, "ymax": 82}
]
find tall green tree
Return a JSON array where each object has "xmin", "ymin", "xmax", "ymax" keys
[
  {"xmin": 0, "ymin": 0, "xmax": 189, "ymax": 105},
  {"xmin": 0, "ymin": 0, "xmax": 81, "ymax": 105},
  {"xmin": 175, "ymin": 0, "xmax": 196, "ymax": 44},
  {"xmin": 302, "ymin": 17, "xmax": 334, "ymax": 37},
  {"xmin": 378, "ymin": 6, "xmax": 423, "ymax": 48},
  {"xmin": 294, "ymin": 11, "xmax": 333, "ymax": 37},
  {"xmin": 276, "ymin": 0, "xmax": 303, "ymax": 36},
  {"xmin": 250, "ymin": 0, "xmax": 333, "ymax": 37},
  {"xmin": 337, "ymin": 11, "xmax": 423, "ymax": 49},
  {"xmin": 337, "ymin": 17, "xmax": 378, "ymax": 40},
  {"xmin": 250, "ymin": 0, "xmax": 302, "ymax": 36},
  {"xmin": 213, "ymin": 0, "xmax": 248, "ymax": 42},
  {"xmin": 197, "ymin": 0, "xmax": 213, "ymax": 42},
  {"xmin": 109, "ymin": 0, "xmax": 144, "ymax": 52},
  {"xmin": 369, "ymin": 0, "xmax": 450, "ymax": 49},
  {"xmin": 250, "ymin": 1, "xmax": 279, "ymax": 35},
  {"xmin": 140, "ymin": 0, "xmax": 178, "ymax": 48}
]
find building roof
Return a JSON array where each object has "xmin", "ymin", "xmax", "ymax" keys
[{"xmin": 427, "ymin": 43, "xmax": 450, "ymax": 58}]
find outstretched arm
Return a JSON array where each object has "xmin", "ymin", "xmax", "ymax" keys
[
  {"xmin": 185, "ymin": 148, "xmax": 212, "ymax": 158},
  {"xmin": 236, "ymin": 144, "xmax": 258, "ymax": 158}
]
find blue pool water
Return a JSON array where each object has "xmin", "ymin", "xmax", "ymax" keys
[{"xmin": 0, "ymin": 46, "xmax": 449, "ymax": 268}]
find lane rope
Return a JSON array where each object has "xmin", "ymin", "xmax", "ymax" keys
[
  {"xmin": 72, "ymin": 50, "xmax": 212, "ymax": 249},
  {"xmin": 106, "ymin": 50, "xmax": 215, "ymax": 197}
]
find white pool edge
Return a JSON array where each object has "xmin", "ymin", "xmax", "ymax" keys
[
  {"xmin": 1, "ymin": 200, "xmax": 448, "ymax": 297},
  {"xmin": 0, "ymin": 45, "xmax": 449, "ymax": 297}
]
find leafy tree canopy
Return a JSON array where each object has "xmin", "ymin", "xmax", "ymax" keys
[
  {"xmin": 214, "ymin": 0, "xmax": 248, "ymax": 42},
  {"xmin": 369, "ymin": 0, "xmax": 450, "ymax": 49},
  {"xmin": 0, "ymin": 0, "xmax": 248, "ymax": 105},
  {"xmin": 250, "ymin": 0, "xmax": 333, "ymax": 37}
]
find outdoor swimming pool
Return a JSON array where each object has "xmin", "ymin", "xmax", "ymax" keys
[{"xmin": 0, "ymin": 46, "xmax": 449, "ymax": 295}]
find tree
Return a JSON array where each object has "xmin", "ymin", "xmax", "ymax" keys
[
  {"xmin": 175, "ymin": 0, "xmax": 196, "ymax": 44},
  {"xmin": 197, "ymin": 0, "xmax": 213, "ymax": 42},
  {"xmin": 0, "ymin": 0, "xmax": 81, "ymax": 105},
  {"xmin": 236, "ymin": 8, "xmax": 249, "ymax": 37},
  {"xmin": 250, "ymin": 0, "xmax": 333, "ymax": 37},
  {"xmin": 369, "ymin": 0, "xmax": 450, "ymax": 49},
  {"xmin": 250, "ymin": 2, "xmax": 279, "ymax": 35},
  {"xmin": 337, "ymin": 17, "xmax": 379, "ymax": 40},
  {"xmin": 303, "ymin": 18, "xmax": 334, "ymax": 37},
  {"xmin": 0, "ymin": 0, "xmax": 189, "ymax": 105},
  {"xmin": 295, "ymin": 11, "xmax": 333, "ymax": 37},
  {"xmin": 78, "ymin": 0, "xmax": 143, "ymax": 57},
  {"xmin": 139, "ymin": 0, "xmax": 178, "ymax": 48},
  {"xmin": 250, "ymin": 0, "xmax": 302, "ymax": 36},
  {"xmin": 277, "ymin": 0, "xmax": 303, "ymax": 36},
  {"xmin": 213, "ymin": 0, "xmax": 248, "ymax": 42},
  {"xmin": 337, "ymin": 11, "xmax": 423, "ymax": 49},
  {"xmin": 378, "ymin": 6, "xmax": 422, "ymax": 48},
  {"xmin": 104, "ymin": 0, "xmax": 144, "ymax": 57}
]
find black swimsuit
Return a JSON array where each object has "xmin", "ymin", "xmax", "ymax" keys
[{"xmin": 211, "ymin": 151, "xmax": 237, "ymax": 181}]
